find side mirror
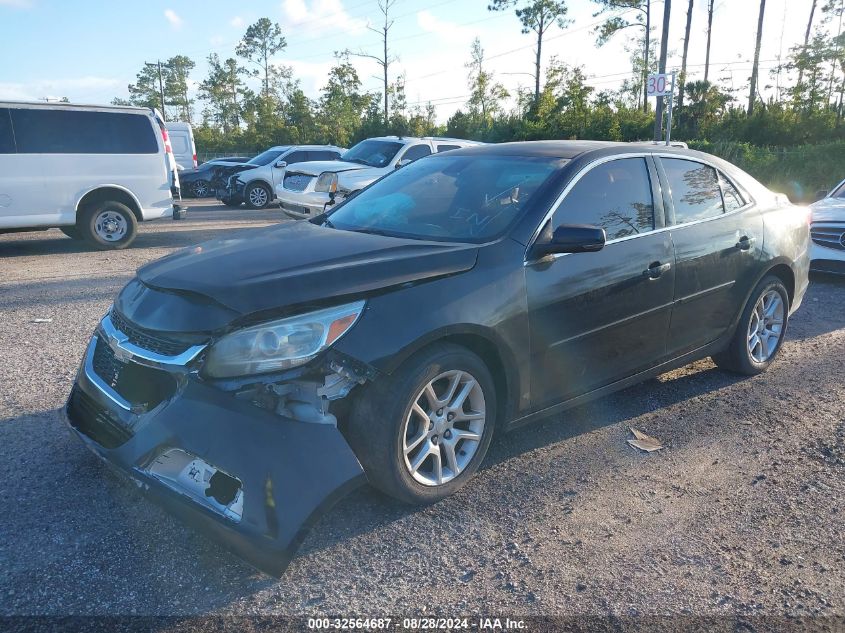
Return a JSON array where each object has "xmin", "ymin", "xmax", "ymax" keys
[
  {"xmin": 274, "ymin": 160, "xmax": 287, "ymax": 169},
  {"xmin": 814, "ymin": 189, "xmax": 828, "ymax": 201},
  {"xmin": 395, "ymin": 159, "xmax": 412, "ymax": 169},
  {"xmin": 530, "ymin": 224, "xmax": 606, "ymax": 259}
]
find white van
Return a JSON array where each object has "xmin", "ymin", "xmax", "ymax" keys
[
  {"xmin": 165, "ymin": 121, "xmax": 197, "ymax": 170},
  {"xmin": 0, "ymin": 101, "xmax": 182, "ymax": 249}
]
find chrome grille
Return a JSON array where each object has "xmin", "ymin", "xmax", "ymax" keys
[
  {"xmin": 283, "ymin": 173, "xmax": 313, "ymax": 192},
  {"xmin": 109, "ymin": 310, "xmax": 190, "ymax": 356},
  {"xmin": 811, "ymin": 225, "xmax": 845, "ymax": 252}
]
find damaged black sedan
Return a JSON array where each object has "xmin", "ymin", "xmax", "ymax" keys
[{"xmin": 65, "ymin": 141, "xmax": 810, "ymax": 575}]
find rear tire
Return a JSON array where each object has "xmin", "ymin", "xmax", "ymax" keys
[
  {"xmin": 79, "ymin": 201, "xmax": 138, "ymax": 250},
  {"xmin": 244, "ymin": 182, "xmax": 272, "ymax": 210},
  {"xmin": 345, "ymin": 343, "xmax": 496, "ymax": 505},
  {"xmin": 712, "ymin": 275, "xmax": 789, "ymax": 375}
]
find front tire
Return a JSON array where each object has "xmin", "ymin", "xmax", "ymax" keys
[
  {"xmin": 79, "ymin": 201, "xmax": 138, "ymax": 250},
  {"xmin": 712, "ymin": 275, "xmax": 789, "ymax": 375},
  {"xmin": 244, "ymin": 183, "xmax": 271, "ymax": 209},
  {"xmin": 192, "ymin": 179, "xmax": 211, "ymax": 198},
  {"xmin": 346, "ymin": 344, "xmax": 496, "ymax": 505}
]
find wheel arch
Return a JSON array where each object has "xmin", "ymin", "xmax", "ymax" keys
[
  {"xmin": 380, "ymin": 325, "xmax": 521, "ymax": 426},
  {"xmin": 75, "ymin": 185, "xmax": 143, "ymax": 222}
]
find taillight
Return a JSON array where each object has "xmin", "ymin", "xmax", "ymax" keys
[
  {"xmin": 159, "ymin": 125, "xmax": 173, "ymax": 156},
  {"xmin": 192, "ymin": 153, "xmax": 198, "ymax": 168}
]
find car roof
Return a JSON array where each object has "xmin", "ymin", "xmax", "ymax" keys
[
  {"xmin": 443, "ymin": 140, "xmax": 708, "ymax": 161},
  {"xmin": 0, "ymin": 100, "xmax": 151, "ymax": 114},
  {"xmin": 363, "ymin": 136, "xmax": 481, "ymax": 145}
]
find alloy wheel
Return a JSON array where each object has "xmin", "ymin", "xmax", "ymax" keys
[
  {"xmin": 248, "ymin": 186, "xmax": 268, "ymax": 207},
  {"xmin": 193, "ymin": 180, "xmax": 210, "ymax": 197},
  {"xmin": 401, "ymin": 370, "xmax": 486, "ymax": 486},
  {"xmin": 747, "ymin": 289, "xmax": 785, "ymax": 363}
]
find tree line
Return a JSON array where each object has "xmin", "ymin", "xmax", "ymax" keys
[{"xmin": 111, "ymin": 0, "xmax": 845, "ymax": 155}]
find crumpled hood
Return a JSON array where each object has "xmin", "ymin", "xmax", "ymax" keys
[
  {"xmin": 286, "ymin": 160, "xmax": 367, "ymax": 177},
  {"xmin": 134, "ymin": 221, "xmax": 478, "ymax": 324},
  {"xmin": 810, "ymin": 197, "xmax": 845, "ymax": 223}
]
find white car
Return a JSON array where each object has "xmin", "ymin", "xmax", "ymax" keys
[
  {"xmin": 218, "ymin": 145, "xmax": 344, "ymax": 209},
  {"xmin": 277, "ymin": 136, "xmax": 482, "ymax": 218},
  {"xmin": 810, "ymin": 179, "xmax": 845, "ymax": 275},
  {"xmin": 0, "ymin": 101, "xmax": 182, "ymax": 249}
]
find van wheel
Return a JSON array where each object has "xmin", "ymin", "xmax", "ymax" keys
[
  {"xmin": 345, "ymin": 343, "xmax": 496, "ymax": 505},
  {"xmin": 60, "ymin": 226, "xmax": 82, "ymax": 240},
  {"xmin": 712, "ymin": 275, "xmax": 789, "ymax": 375},
  {"xmin": 80, "ymin": 201, "xmax": 138, "ymax": 250},
  {"xmin": 245, "ymin": 183, "xmax": 271, "ymax": 209}
]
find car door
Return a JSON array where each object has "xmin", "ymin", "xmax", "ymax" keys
[
  {"xmin": 396, "ymin": 143, "xmax": 432, "ymax": 167},
  {"xmin": 275, "ymin": 150, "xmax": 308, "ymax": 187},
  {"xmin": 658, "ymin": 156, "xmax": 764, "ymax": 357},
  {"xmin": 525, "ymin": 156, "xmax": 675, "ymax": 410}
]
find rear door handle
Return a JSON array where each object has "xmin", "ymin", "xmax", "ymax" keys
[
  {"xmin": 643, "ymin": 261, "xmax": 671, "ymax": 279},
  {"xmin": 736, "ymin": 235, "xmax": 756, "ymax": 251}
]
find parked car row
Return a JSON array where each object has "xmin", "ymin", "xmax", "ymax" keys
[{"xmin": 276, "ymin": 136, "xmax": 481, "ymax": 218}]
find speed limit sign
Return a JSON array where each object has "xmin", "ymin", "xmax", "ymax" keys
[{"xmin": 646, "ymin": 72, "xmax": 674, "ymax": 97}]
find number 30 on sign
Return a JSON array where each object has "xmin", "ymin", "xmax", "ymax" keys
[{"xmin": 646, "ymin": 73, "xmax": 674, "ymax": 97}]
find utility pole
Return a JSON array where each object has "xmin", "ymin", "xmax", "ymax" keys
[
  {"xmin": 653, "ymin": 0, "xmax": 672, "ymax": 141},
  {"xmin": 145, "ymin": 60, "xmax": 167, "ymax": 121}
]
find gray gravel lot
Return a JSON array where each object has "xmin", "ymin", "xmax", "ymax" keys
[{"xmin": 1, "ymin": 199, "xmax": 844, "ymax": 619}]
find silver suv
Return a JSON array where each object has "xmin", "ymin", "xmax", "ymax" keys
[{"xmin": 277, "ymin": 136, "xmax": 481, "ymax": 218}]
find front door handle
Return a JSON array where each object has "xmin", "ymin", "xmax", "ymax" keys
[
  {"xmin": 643, "ymin": 261, "xmax": 671, "ymax": 279},
  {"xmin": 735, "ymin": 235, "xmax": 756, "ymax": 251}
]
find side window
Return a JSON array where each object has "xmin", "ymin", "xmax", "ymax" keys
[
  {"xmin": 553, "ymin": 158, "xmax": 655, "ymax": 241},
  {"xmin": 720, "ymin": 173, "xmax": 746, "ymax": 212},
  {"xmin": 283, "ymin": 151, "xmax": 308, "ymax": 164},
  {"xmin": 436, "ymin": 144, "xmax": 462, "ymax": 152},
  {"xmin": 308, "ymin": 150, "xmax": 340, "ymax": 161},
  {"xmin": 400, "ymin": 144, "xmax": 432, "ymax": 162},
  {"xmin": 0, "ymin": 109, "xmax": 14, "ymax": 153},
  {"xmin": 11, "ymin": 108, "xmax": 157, "ymax": 154},
  {"xmin": 662, "ymin": 158, "xmax": 723, "ymax": 224}
]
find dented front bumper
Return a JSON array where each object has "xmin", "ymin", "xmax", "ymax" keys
[{"xmin": 64, "ymin": 327, "xmax": 366, "ymax": 576}]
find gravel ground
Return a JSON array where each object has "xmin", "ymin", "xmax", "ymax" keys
[{"xmin": 1, "ymin": 200, "xmax": 844, "ymax": 621}]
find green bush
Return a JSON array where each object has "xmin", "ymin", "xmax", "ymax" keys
[{"xmin": 690, "ymin": 140, "xmax": 845, "ymax": 202}]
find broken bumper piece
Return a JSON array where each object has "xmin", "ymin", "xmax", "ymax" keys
[{"xmin": 64, "ymin": 351, "xmax": 366, "ymax": 576}]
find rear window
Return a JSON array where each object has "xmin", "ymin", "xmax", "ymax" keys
[
  {"xmin": 0, "ymin": 109, "xmax": 13, "ymax": 153},
  {"xmin": 10, "ymin": 108, "xmax": 158, "ymax": 154},
  {"xmin": 170, "ymin": 134, "xmax": 189, "ymax": 154}
]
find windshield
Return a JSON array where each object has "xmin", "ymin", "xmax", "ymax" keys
[
  {"xmin": 248, "ymin": 148, "xmax": 288, "ymax": 166},
  {"xmin": 341, "ymin": 140, "xmax": 404, "ymax": 168},
  {"xmin": 832, "ymin": 180, "xmax": 845, "ymax": 198},
  {"xmin": 327, "ymin": 154, "xmax": 563, "ymax": 242}
]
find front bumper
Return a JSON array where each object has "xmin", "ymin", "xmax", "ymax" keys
[
  {"xmin": 277, "ymin": 189, "xmax": 333, "ymax": 219},
  {"xmin": 64, "ymin": 327, "xmax": 365, "ymax": 576}
]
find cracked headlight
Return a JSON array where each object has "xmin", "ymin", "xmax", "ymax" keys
[
  {"xmin": 203, "ymin": 300, "xmax": 365, "ymax": 378},
  {"xmin": 315, "ymin": 172, "xmax": 338, "ymax": 193}
]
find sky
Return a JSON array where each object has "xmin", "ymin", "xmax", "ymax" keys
[{"xmin": 0, "ymin": 0, "xmax": 834, "ymax": 123}]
